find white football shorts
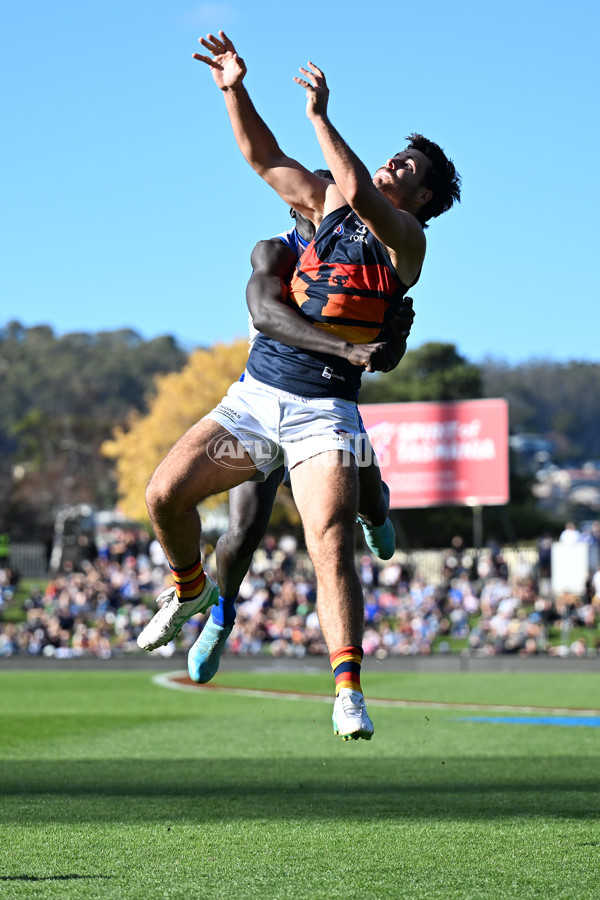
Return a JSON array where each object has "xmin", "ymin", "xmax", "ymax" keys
[{"xmin": 205, "ymin": 371, "xmax": 365, "ymax": 479}]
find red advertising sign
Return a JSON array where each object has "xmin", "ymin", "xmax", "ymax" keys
[{"xmin": 359, "ymin": 399, "xmax": 509, "ymax": 509}]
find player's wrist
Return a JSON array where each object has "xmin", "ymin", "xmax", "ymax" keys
[{"xmin": 221, "ymin": 82, "xmax": 244, "ymax": 93}]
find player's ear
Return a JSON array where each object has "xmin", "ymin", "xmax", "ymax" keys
[{"xmin": 417, "ymin": 187, "xmax": 433, "ymax": 207}]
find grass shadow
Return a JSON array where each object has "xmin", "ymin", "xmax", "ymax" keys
[{"xmin": 1, "ymin": 757, "xmax": 599, "ymax": 823}]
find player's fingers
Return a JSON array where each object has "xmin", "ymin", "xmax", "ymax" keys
[
  {"xmin": 205, "ymin": 32, "xmax": 227, "ymax": 54},
  {"xmin": 298, "ymin": 67, "xmax": 317, "ymax": 86},
  {"xmin": 293, "ymin": 76, "xmax": 311, "ymax": 89},
  {"xmin": 193, "ymin": 53, "xmax": 220, "ymax": 67},
  {"xmin": 307, "ymin": 61, "xmax": 324, "ymax": 77},
  {"xmin": 199, "ymin": 36, "xmax": 218, "ymax": 53},
  {"xmin": 219, "ymin": 30, "xmax": 235, "ymax": 51}
]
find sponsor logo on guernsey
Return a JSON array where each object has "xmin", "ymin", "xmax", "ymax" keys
[
  {"xmin": 333, "ymin": 223, "xmax": 344, "ymax": 235},
  {"xmin": 351, "ymin": 221, "xmax": 369, "ymax": 244},
  {"xmin": 322, "ymin": 366, "xmax": 346, "ymax": 382}
]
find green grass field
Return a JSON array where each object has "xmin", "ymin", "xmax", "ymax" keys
[{"xmin": 1, "ymin": 667, "xmax": 599, "ymax": 900}]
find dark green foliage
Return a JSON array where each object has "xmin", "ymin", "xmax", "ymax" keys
[
  {"xmin": 360, "ymin": 341, "xmax": 483, "ymax": 404},
  {"xmin": 392, "ymin": 498, "xmax": 556, "ymax": 550},
  {"xmin": 481, "ymin": 358, "xmax": 600, "ymax": 460},
  {"xmin": 0, "ymin": 321, "xmax": 187, "ymax": 534}
]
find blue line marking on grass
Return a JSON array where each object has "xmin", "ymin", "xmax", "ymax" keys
[{"xmin": 458, "ymin": 716, "xmax": 600, "ymax": 728}]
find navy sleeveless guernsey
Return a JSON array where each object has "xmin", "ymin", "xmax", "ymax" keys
[{"xmin": 246, "ymin": 205, "xmax": 411, "ymax": 402}]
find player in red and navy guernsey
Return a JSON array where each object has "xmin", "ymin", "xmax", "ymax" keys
[
  {"xmin": 183, "ymin": 191, "xmax": 416, "ymax": 688},
  {"xmin": 138, "ymin": 32, "xmax": 460, "ymax": 742},
  {"xmin": 247, "ymin": 203, "xmax": 414, "ymax": 402}
]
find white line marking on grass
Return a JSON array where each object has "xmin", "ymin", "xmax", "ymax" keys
[{"xmin": 152, "ymin": 671, "xmax": 600, "ymax": 717}]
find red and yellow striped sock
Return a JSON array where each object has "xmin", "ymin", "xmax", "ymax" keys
[
  {"xmin": 169, "ymin": 557, "xmax": 206, "ymax": 603},
  {"xmin": 330, "ymin": 645, "xmax": 364, "ymax": 696}
]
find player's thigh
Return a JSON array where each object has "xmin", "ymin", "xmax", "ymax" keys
[
  {"xmin": 290, "ymin": 450, "xmax": 358, "ymax": 537},
  {"xmin": 150, "ymin": 418, "xmax": 258, "ymax": 506}
]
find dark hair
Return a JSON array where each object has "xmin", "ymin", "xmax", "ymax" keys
[{"xmin": 404, "ymin": 134, "xmax": 461, "ymax": 227}]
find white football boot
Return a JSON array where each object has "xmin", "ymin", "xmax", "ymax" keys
[
  {"xmin": 137, "ymin": 576, "xmax": 219, "ymax": 651},
  {"xmin": 332, "ymin": 688, "xmax": 375, "ymax": 741}
]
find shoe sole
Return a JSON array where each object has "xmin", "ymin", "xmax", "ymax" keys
[{"xmin": 332, "ymin": 720, "xmax": 374, "ymax": 741}]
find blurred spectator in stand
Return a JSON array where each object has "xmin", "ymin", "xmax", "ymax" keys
[
  {"xmin": 582, "ymin": 520, "xmax": 600, "ymax": 572},
  {"xmin": 537, "ymin": 532, "xmax": 553, "ymax": 579},
  {"xmin": 1, "ymin": 532, "xmax": 598, "ymax": 660},
  {"xmin": 559, "ymin": 521, "xmax": 582, "ymax": 544}
]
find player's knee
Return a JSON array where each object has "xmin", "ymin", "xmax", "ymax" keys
[
  {"xmin": 145, "ymin": 473, "xmax": 181, "ymax": 521},
  {"xmin": 221, "ymin": 522, "xmax": 263, "ymax": 561},
  {"xmin": 305, "ymin": 515, "xmax": 353, "ymax": 560}
]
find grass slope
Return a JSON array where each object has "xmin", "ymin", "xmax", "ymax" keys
[{"xmin": 0, "ymin": 670, "xmax": 599, "ymax": 900}]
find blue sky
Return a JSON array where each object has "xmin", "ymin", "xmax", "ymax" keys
[{"xmin": 3, "ymin": 0, "xmax": 598, "ymax": 364}]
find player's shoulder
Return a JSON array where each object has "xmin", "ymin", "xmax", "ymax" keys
[{"xmin": 272, "ymin": 228, "xmax": 296, "ymax": 248}]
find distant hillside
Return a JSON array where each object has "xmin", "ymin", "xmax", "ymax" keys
[
  {"xmin": 481, "ymin": 358, "xmax": 600, "ymax": 461},
  {"xmin": 0, "ymin": 321, "xmax": 188, "ymax": 535}
]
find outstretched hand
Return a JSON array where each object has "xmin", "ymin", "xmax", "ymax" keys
[
  {"xmin": 293, "ymin": 62, "xmax": 329, "ymax": 119},
  {"xmin": 193, "ymin": 30, "xmax": 246, "ymax": 90}
]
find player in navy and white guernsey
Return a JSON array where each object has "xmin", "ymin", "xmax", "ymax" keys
[{"xmin": 139, "ymin": 32, "xmax": 460, "ymax": 741}]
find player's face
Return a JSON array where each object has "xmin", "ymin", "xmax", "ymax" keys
[{"xmin": 372, "ymin": 149, "xmax": 432, "ymax": 208}]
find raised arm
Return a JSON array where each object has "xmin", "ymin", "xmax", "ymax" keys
[
  {"xmin": 193, "ymin": 32, "xmax": 342, "ymax": 225},
  {"xmin": 294, "ymin": 63, "xmax": 426, "ymax": 285}
]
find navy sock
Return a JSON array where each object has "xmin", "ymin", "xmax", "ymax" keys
[{"xmin": 211, "ymin": 593, "xmax": 237, "ymax": 627}]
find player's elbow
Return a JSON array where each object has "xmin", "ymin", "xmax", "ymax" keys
[{"xmin": 249, "ymin": 303, "xmax": 270, "ymax": 334}]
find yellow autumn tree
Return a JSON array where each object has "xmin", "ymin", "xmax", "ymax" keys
[
  {"xmin": 102, "ymin": 340, "xmax": 250, "ymax": 522},
  {"xmin": 103, "ymin": 339, "xmax": 301, "ymax": 531}
]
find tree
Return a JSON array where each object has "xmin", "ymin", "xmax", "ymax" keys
[
  {"xmin": 482, "ymin": 358, "xmax": 600, "ymax": 460},
  {"xmin": 103, "ymin": 340, "xmax": 252, "ymax": 521},
  {"xmin": 360, "ymin": 342, "xmax": 483, "ymax": 404},
  {"xmin": 0, "ymin": 322, "xmax": 188, "ymax": 534}
]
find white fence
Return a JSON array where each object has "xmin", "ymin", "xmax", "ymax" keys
[
  {"xmin": 4, "ymin": 543, "xmax": 48, "ymax": 578},
  {"xmin": 388, "ymin": 547, "xmax": 540, "ymax": 585}
]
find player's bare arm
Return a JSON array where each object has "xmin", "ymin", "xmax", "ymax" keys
[
  {"xmin": 294, "ymin": 63, "xmax": 426, "ymax": 286},
  {"xmin": 247, "ymin": 240, "xmax": 399, "ymax": 370},
  {"xmin": 193, "ymin": 32, "xmax": 336, "ymax": 226}
]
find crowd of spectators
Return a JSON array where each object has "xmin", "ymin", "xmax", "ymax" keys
[{"xmin": 1, "ymin": 525, "xmax": 599, "ymax": 661}]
